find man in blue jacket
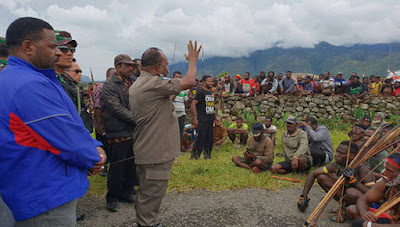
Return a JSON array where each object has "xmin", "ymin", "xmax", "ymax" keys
[{"xmin": 0, "ymin": 17, "xmax": 106, "ymax": 226}]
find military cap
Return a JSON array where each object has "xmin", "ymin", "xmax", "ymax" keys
[{"xmin": 55, "ymin": 30, "xmax": 77, "ymax": 47}]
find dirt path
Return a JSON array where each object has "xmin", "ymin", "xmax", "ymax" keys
[{"xmin": 77, "ymin": 187, "xmax": 351, "ymax": 227}]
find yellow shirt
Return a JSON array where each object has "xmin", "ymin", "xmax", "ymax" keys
[{"xmin": 370, "ymin": 82, "xmax": 382, "ymax": 95}]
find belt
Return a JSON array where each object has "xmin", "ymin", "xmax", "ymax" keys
[{"xmin": 108, "ymin": 137, "xmax": 133, "ymax": 144}]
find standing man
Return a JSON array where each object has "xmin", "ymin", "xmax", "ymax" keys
[
  {"xmin": 93, "ymin": 67, "xmax": 115, "ymax": 177},
  {"xmin": 300, "ymin": 117, "xmax": 333, "ymax": 166},
  {"xmin": 191, "ymin": 75, "xmax": 216, "ymax": 159},
  {"xmin": 129, "ymin": 41, "xmax": 201, "ymax": 227},
  {"xmin": 0, "ymin": 17, "xmax": 105, "ymax": 226},
  {"xmin": 102, "ymin": 54, "xmax": 138, "ymax": 212},
  {"xmin": 172, "ymin": 71, "xmax": 189, "ymax": 151},
  {"xmin": 279, "ymin": 71, "xmax": 296, "ymax": 95}
]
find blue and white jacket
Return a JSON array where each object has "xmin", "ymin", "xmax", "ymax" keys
[{"xmin": 0, "ymin": 56, "xmax": 101, "ymax": 221}]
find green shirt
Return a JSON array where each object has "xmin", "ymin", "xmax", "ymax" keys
[
  {"xmin": 0, "ymin": 59, "xmax": 7, "ymax": 70},
  {"xmin": 228, "ymin": 122, "xmax": 248, "ymax": 130},
  {"xmin": 281, "ymin": 129, "xmax": 313, "ymax": 164},
  {"xmin": 366, "ymin": 150, "xmax": 388, "ymax": 173}
]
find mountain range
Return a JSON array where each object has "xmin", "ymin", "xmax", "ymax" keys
[{"xmin": 168, "ymin": 42, "xmax": 400, "ymax": 79}]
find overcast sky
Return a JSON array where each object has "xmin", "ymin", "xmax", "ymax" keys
[{"xmin": 1, "ymin": 0, "xmax": 400, "ymax": 80}]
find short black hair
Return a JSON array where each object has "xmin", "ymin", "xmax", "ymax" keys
[
  {"xmin": 286, "ymin": 71, "xmax": 292, "ymax": 74},
  {"xmin": 268, "ymin": 71, "xmax": 275, "ymax": 76},
  {"xmin": 352, "ymin": 75, "xmax": 360, "ymax": 79},
  {"xmin": 370, "ymin": 75, "xmax": 375, "ymax": 78},
  {"xmin": 172, "ymin": 71, "xmax": 182, "ymax": 77},
  {"xmin": 0, "ymin": 43, "xmax": 8, "ymax": 58},
  {"xmin": 141, "ymin": 47, "xmax": 162, "ymax": 67},
  {"xmin": 6, "ymin": 17, "xmax": 53, "ymax": 51},
  {"xmin": 106, "ymin": 67, "xmax": 115, "ymax": 76},
  {"xmin": 236, "ymin": 117, "xmax": 243, "ymax": 122},
  {"xmin": 340, "ymin": 140, "xmax": 359, "ymax": 155},
  {"xmin": 201, "ymin": 75, "xmax": 212, "ymax": 82},
  {"xmin": 245, "ymin": 72, "xmax": 250, "ymax": 76},
  {"xmin": 305, "ymin": 117, "xmax": 318, "ymax": 125}
]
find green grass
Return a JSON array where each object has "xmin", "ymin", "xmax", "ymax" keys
[{"xmin": 87, "ymin": 127, "xmax": 350, "ymax": 196}]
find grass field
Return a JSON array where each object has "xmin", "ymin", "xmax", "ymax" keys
[{"xmin": 87, "ymin": 127, "xmax": 350, "ymax": 197}]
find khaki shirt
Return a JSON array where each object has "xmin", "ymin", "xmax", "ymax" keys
[
  {"xmin": 247, "ymin": 135, "xmax": 274, "ymax": 164},
  {"xmin": 129, "ymin": 71, "xmax": 181, "ymax": 165},
  {"xmin": 281, "ymin": 129, "xmax": 313, "ymax": 164}
]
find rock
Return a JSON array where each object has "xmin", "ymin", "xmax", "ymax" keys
[
  {"xmin": 231, "ymin": 110, "xmax": 239, "ymax": 116},
  {"xmin": 244, "ymin": 107, "xmax": 253, "ymax": 113},
  {"xmin": 304, "ymin": 96, "xmax": 312, "ymax": 102},
  {"xmin": 387, "ymin": 103, "xmax": 397, "ymax": 110},
  {"xmin": 233, "ymin": 102, "xmax": 245, "ymax": 110},
  {"xmin": 296, "ymin": 106, "xmax": 304, "ymax": 111},
  {"xmin": 326, "ymin": 106, "xmax": 333, "ymax": 112},
  {"xmin": 361, "ymin": 104, "xmax": 369, "ymax": 110},
  {"xmin": 256, "ymin": 116, "xmax": 266, "ymax": 122},
  {"xmin": 311, "ymin": 107, "xmax": 319, "ymax": 112},
  {"xmin": 319, "ymin": 108, "xmax": 327, "ymax": 114},
  {"xmin": 343, "ymin": 99, "xmax": 351, "ymax": 105},
  {"xmin": 251, "ymin": 99, "xmax": 259, "ymax": 106},
  {"xmin": 335, "ymin": 102, "xmax": 343, "ymax": 108},
  {"xmin": 303, "ymin": 108, "xmax": 311, "ymax": 114},
  {"xmin": 309, "ymin": 102, "xmax": 317, "ymax": 108}
]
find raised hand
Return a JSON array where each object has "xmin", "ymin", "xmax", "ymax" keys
[{"xmin": 184, "ymin": 40, "xmax": 202, "ymax": 63}]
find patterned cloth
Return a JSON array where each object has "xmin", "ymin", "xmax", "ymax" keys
[{"xmin": 93, "ymin": 83, "xmax": 103, "ymax": 109}]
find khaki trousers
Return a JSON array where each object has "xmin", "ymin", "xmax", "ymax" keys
[{"xmin": 135, "ymin": 159, "xmax": 174, "ymax": 226}]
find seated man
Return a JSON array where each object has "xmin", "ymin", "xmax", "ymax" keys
[
  {"xmin": 348, "ymin": 153, "xmax": 400, "ymax": 225},
  {"xmin": 260, "ymin": 71, "xmax": 278, "ymax": 95},
  {"xmin": 213, "ymin": 116, "xmax": 228, "ymax": 149},
  {"xmin": 233, "ymin": 74, "xmax": 244, "ymax": 94},
  {"xmin": 363, "ymin": 127, "xmax": 388, "ymax": 179},
  {"xmin": 263, "ymin": 116, "xmax": 277, "ymax": 145},
  {"xmin": 319, "ymin": 72, "xmax": 335, "ymax": 95},
  {"xmin": 362, "ymin": 115, "xmax": 372, "ymax": 128},
  {"xmin": 371, "ymin": 112, "xmax": 387, "ymax": 128},
  {"xmin": 232, "ymin": 123, "xmax": 274, "ymax": 173},
  {"xmin": 227, "ymin": 117, "xmax": 249, "ymax": 145},
  {"xmin": 279, "ymin": 71, "xmax": 297, "ymax": 95},
  {"xmin": 300, "ymin": 75, "xmax": 315, "ymax": 95},
  {"xmin": 301, "ymin": 117, "xmax": 333, "ymax": 166},
  {"xmin": 348, "ymin": 124, "xmax": 367, "ymax": 149},
  {"xmin": 298, "ymin": 141, "xmax": 375, "ymax": 217},
  {"xmin": 271, "ymin": 116, "xmax": 313, "ymax": 174},
  {"xmin": 393, "ymin": 80, "xmax": 400, "ymax": 97},
  {"xmin": 334, "ymin": 72, "xmax": 348, "ymax": 95},
  {"xmin": 344, "ymin": 75, "xmax": 368, "ymax": 102}
]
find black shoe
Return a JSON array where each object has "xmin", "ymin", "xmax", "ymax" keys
[
  {"xmin": 297, "ymin": 196, "xmax": 310, "ymax": 212},
  {"xmin": 106, "ymin": 201, "xmax": 119, "ymax": 212},
  {"xmin": 76, "ymin": 214, "xmax": 85, "ymax": 221}
]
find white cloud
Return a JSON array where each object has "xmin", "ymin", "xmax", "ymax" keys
[{"xmin": 1, "ymin": 0, "xmax": 400, "ymax": 80}]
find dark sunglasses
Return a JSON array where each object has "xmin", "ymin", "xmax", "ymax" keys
[
  {"xmin": 58, "ymin": 46, "xmax": 76, "ymax": 54},
  {"xmin": 68, "ymin": 69, "xmax": 82, "ymax": 74}
]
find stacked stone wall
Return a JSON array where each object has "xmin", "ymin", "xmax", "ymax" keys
[{"xmin": 218, "ymin": 94, "xmax": 400, "ymax": 122}]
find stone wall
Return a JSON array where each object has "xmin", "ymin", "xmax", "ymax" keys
[{"xmin": 218, "ymin": 94, "xmax": 400, "ymax": 122}]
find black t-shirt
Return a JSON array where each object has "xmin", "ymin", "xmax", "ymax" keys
[{"xmin": 195, "ymin": 87, "xmax": 215, "ymax": 122}]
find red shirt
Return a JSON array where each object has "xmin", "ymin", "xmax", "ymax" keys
[
  {"xmin": 393, "ymin": 88, "xmax": 400, "ymax": 96},
  {"xmin": 240, "ymin": 79, "xmax": 255, "ymax": 94}
]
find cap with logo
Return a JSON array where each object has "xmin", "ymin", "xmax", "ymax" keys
[
  {"xmin": 286, "ymin": 116, "xmax": 299, "ymax": 124},
  {"xmin": 250, "ymin": 122, "xmax": 264, "ymax": 137},
  {"xmin": 114, "ymin": 54, "xmax": 135, "ymax": 65},
  {"xmin": 55, "ymin": 30, "xmax": 77, "ymax": 47}
]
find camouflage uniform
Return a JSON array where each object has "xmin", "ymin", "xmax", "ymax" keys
[{"xmin": 55, "ymin": 31, "xmax": 93, "ymax": 132}]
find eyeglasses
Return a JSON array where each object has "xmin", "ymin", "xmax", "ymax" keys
[
  {"xmin": 68, "ymin": 69, "xmax": 82, "ymax": 74},
  {"xmin": 58, "ymin": 46, "xmax": 76, "ymax": 54}
]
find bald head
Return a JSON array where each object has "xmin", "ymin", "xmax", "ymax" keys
[{"xmin": 141, "ymin": 47, "xmax": 163, "ymax": 67}]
